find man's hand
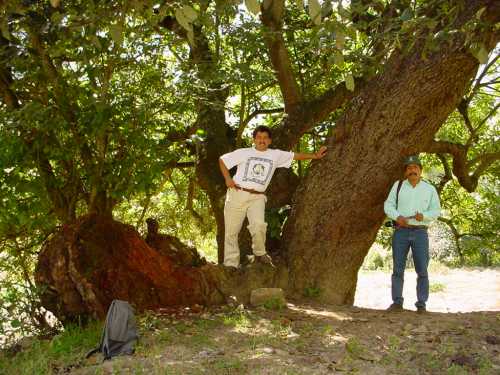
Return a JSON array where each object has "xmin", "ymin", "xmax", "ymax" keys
[
  {"xmin": 314, "ymin": 146, "xmax": 327, "ymax": 159},
  {"xmin": 225, "ymin": 177, "xmax": 237, "ymax": 188},
  {"xmin": 396, "ymin": 216, "xmax": 408, "ymax": 227},
  {"xmin": 415, "ymin": 212, "xmax": 424, "ymax": 222}
]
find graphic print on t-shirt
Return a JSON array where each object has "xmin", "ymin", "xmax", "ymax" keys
[{"xmin": 242, "ymin": 157, "xmax": 273, "ymax": 186}]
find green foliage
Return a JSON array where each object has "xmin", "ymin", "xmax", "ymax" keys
[
  {"xmin": 0, "ymin": 237, "xmax": 58, "ymax": 347},
  {"xmin": 303, "ymin": 285, "xmax": 321, "ymax": 298},
  {"xmin": 429, "ymin": 282, "xmax": 447, "ymax": 293},
  {"xmin": 0, "ymin": 320, "xmax": 101, "ymax": 375},
  {"xmin": 263, "ymin": 297, "xmax": 286, "ymax": 311},
  {"xmin": 362, "ymin": 248, "xmax": 388, "ymax": 271}
]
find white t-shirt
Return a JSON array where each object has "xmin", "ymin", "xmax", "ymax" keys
[{"xmin": 220, "ymin": 147, "xmax": 294, "ymax": 192}]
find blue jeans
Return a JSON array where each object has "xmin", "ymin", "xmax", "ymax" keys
[{"xmin": 391, "ymin": 227, "xmax": 429, "ymax": 308}]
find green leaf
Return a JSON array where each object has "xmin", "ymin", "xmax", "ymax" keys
[
  {"xmin": 109, "ymin": 24, "xmax": 123, "ymax": 46},
  {"xmin": 245, "ymin": 0, "xmax": 261, "ymax": 16},
  {"xmin": 296, "ymin": 0, "xmax": 304, "ymax": 10},
  {"xmin": 181, "ymin": 5, "xmax": 198, "ymax": 23},
  {"xmin": 11, "ymin": 319, "xmax": 22, "ymax": 328},
  {"xmin": 345, "ymin": 73, "xmax": 354, "ymax": 92},
  {"xmin": 175, "ymin": 7, "xmax": 191, "ymax": 31},
  {"xmin": 333, "ymin": 51, "xmax": 344, "ymax": 68},
  {"xmin": 476, "ymin": 7, "xmax": 486, "ymax": 20},
  {"xmin": 471, "ymin": 44, "xmax": 489, "ymax": 64},
  {"xmin": 309, "ymin": 0, "xmax": 321, "ymax": 25},
  {"xmin": 400, "ymin": 8, "xmax": 413, "ymax": 21},
  {"xmin": 51, "ymin": 12, "xmax": 63, "ymax": 25}
]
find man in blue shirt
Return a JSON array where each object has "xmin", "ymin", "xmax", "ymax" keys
[{"xmin": 384, "ymin": 155, "xmax": 441, "ymax": 313}]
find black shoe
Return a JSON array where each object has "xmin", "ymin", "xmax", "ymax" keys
[
  {"xmin": 254, "ymin": 254, "xmax": 275, "ymax": 267},
  {"xmin": 223, "ymin": 264, "xmax": 240, "ymax": 272},
  {"xmin": 386, "ymin": 303, "xmax": 403, "ymax": 312},
  {"xmin": 417, "ymin": 306, "xmax": 426, "ymax": 314}
]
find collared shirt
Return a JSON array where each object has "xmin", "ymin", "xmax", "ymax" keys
[
  {"xmin": 384, "ymin": 179, "xmax": 441, "ymax": 227},
  {"xmin": 220, "ymin": 147, "xmax": 294, "ymax": 192}
]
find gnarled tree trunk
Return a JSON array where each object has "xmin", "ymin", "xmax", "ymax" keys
[{"xmin": 35, "ymin": 214, "xmax": 285, "ymax": 322}]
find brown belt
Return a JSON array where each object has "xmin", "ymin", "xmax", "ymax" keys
[
  {"xmin": 234, "ymin": 186, "xmax": 266, "ymax": 195},
  {"xmin": 396, "ymin": 225, "xmax": 428, "ymax": 230}
]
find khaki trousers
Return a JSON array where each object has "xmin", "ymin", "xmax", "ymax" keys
[{"xmin": 223, "ymin": 189, "xmax": 267, "ymax": 267}]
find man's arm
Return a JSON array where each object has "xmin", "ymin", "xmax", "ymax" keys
[
  {"xmin": 219, "ymin": 158, "xmax": 237, "ymax": 188},
  {"xmin": 293, "ymin": 146, "xmax": 327, "ymax": 160}
]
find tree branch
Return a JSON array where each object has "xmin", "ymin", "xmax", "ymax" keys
[
  {"xmin": 164, "ymin": 161, "xmax": 196, "ymax": 169},
  {"xmin": 466, "ymin": 52, "xmax": 499, "ymax": 101},
  {"xmin": 260, "ymin": 0, "xmax": 301, "ymax": 112},
  {"xmin": 423, "ymin": 140, "xmax": 500, "ymax": 192},
  {"xmin": 436, "ymin": 153, "xmax": 453, "ymax": 194},
  {"xmin": 272, "ymin": 80, "xmax": 361, "ymax": 149},
  {"xmin": 437, "ymin": 217, "xmax": 464, "ymax": 264}
]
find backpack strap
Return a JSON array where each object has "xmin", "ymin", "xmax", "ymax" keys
[
  {"xmin": 396, "ymin": 180, "xmax": 403, "ymax": 210},
  {"xmin": 85, "ymin": 347, "xmax": 100, "ymax": 359}
]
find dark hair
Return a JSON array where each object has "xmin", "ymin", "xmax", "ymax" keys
[{"xmin": 252, "ymin": 125, "xmax": 272, "ymax": 139}]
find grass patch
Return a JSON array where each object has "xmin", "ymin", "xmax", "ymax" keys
[
  {"xmin": 222, "ymin": 311, "xmax": 252, "ymax": 329},
  {"xmin": 0, "ymin": 320, "xmax": 102, "ymax": 375},
  {"xmin": 263, "ymin": 297, "xmax": 286, "ymax": 311},
  {"xmin": 429, "ymin": 282, "xmax": 447, "ymax": 293},
  {"xmin": 211, "ymin": 357, "xmax": 245, "ymax": 373}
]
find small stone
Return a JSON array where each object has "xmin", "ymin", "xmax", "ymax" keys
[
  {"xmin": 274, "ymin": 348, "xmax": 288, "ymax": 356},
  {"xmin": 262, "ymin": 347, "xmax": 275, "ymax": 354},
  {"xmin": 403, "ymin": 323, "xmax": 413, "ymax": 331},
  {"xmin": 411, "ymin": 325, "xmax": 428, "ymax": 334},
  {"xmin": 486, "ymin": 335, "xmax": 499, "ymax": 345},
  {"xmin": 451, "ymin": 354, "xmax": 477, "ymax": 369},
  {"xmin": 358, "ymin": 351, "xmax": 381, "ymax": 362},
  {"xmin": 197, "ymin": 350, "xmax": 211, "ymax": 358}
]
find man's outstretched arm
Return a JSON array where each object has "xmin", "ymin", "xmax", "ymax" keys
[
  {"xmin": 219, "ymin": 158, "xmax": 237, "ymax": 188},
  {"xmin": 293, "ymin": 146, "xmax": 327, "ymax": 160}
]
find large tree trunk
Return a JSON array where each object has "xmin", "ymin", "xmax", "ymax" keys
[{"xmin": 283, "ymin": 24, "xmax": 498, "ymax": 303}]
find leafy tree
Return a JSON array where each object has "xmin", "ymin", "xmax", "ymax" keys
[{"xmin": 0, "ymin": 0, "xmax": 498, "ymax": 323}]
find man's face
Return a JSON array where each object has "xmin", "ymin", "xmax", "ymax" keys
[
  {"xmin": 405, "ymin": 164, "xmax": 422, "ymax": 180},
  {"xmin": 253, "ymin": 131, "xmax": 272, "ymax": 151}
]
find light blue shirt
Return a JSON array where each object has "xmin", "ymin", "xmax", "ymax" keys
[{"xmin": 384, "ymin": 179, "xmax": 441, "ymax": 227}]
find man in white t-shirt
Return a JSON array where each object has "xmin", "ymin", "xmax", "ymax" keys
[{"xmin": 219, "ymin": 125, "xmax": 327, "ymax": 268}]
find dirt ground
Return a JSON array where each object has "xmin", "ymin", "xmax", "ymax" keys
[
  {"xmin": 355, "ymin": 268, "xmax": 500, "ymax": 313},
  {"xmin": 72, "ymin": 269, "xmax": 499, "ymax": 375}
]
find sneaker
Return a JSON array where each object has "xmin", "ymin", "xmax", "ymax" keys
[
  {"xmin": 417, "ymin": 306, "xmax": 426, "ymax": 314},
  {"xmin": 254, "ymin": 254, "xmax": 275, "ymax": 267},
  {"xmin": 386, "ymin": 303, "xmax": 403, "ymax": 312}
]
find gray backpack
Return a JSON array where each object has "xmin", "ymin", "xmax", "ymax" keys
[{"xmin": 87, "ymin": 300, "xmax": 139, "ymax": 360}]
